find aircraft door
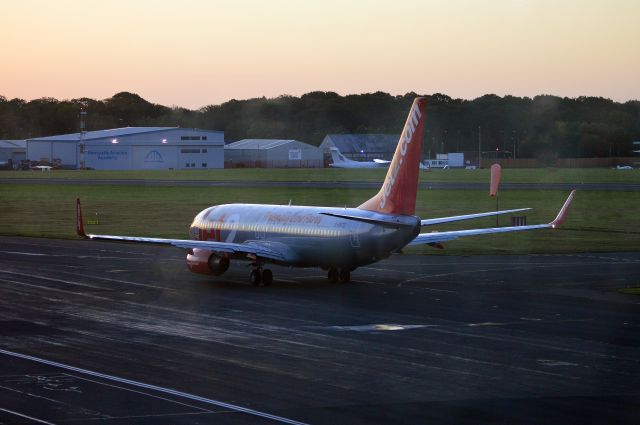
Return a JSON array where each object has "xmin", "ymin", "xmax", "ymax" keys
[{"xmin": 255, "ymin": 221, "xmax": 266, "ymax": 240}]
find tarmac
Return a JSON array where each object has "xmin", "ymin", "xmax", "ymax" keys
[{"xmin": 1, "ymin": 236, "xmax": 639, "ymax": 424}]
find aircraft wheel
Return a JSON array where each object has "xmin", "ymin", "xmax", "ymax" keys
[
  {"xmin": 339, "ymin": 268, "xmax": 351, "ymax": 283},
  {"xmin": 328, "ymin": 268, "xmax": 339, "ymax": 283},
  {"xmin": 262, "ymin": 269, "xmax": 273, "ymax": 286},
  {"xmin": 250, "ymin": 269, "xmax": 262, "ymax": 286}
]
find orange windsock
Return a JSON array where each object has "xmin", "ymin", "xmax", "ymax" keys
[{"xmin": 490, "ymin": 163, "xmax": 502, "ymax": 197}]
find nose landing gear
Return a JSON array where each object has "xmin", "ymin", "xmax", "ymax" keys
[{"xmin": 338, "ymin": 268, "xmax": 351, "ymax": 283}]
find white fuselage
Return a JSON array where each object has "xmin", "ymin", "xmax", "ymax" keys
[
  {"xmin": 328, "ymin": 148, "xmax": 389, "ymax": 168},
  {"xmin": 189, "ymin": 204, "xmax": 420, "ymax": 269},
  {"xmin": 329, "ymin": 160, "xmax": 387, "ymax": 169}
]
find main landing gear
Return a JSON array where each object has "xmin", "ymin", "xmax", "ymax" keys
[
  {"xmin": 249, "ymin": 264, "xmax": 273, "ymax": 286},
  {"xmin": 327, "ymin": 267, "xmax": 351, "ymax": 283}
]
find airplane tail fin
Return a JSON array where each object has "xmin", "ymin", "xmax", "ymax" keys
[
  {"xmin": 358, "ymin": 97, "xmax": 426, "ymax": 215},
  {"xmin": 329, "ymin": 147, "xmax": 347, "ymax": 165}
]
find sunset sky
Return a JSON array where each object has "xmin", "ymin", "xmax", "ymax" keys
[{"xmin": 1, "ymin": 0, "xmax": 638, "ymax": 109}]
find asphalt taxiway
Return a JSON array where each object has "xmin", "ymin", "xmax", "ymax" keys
[{"xmin": 1, "ymin": 236, "xmax": 639, "ymax": 424}]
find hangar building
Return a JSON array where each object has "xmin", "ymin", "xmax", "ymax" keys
[
  {"xmin": 26, "ymin": 127, "xmax": 224, "ymax": 170},
  {"xmin": 224, "ymin": 139, "xmax": 323, "ymax": 168},
  {"xmin": 319, "ymin": 134, "xmax": 399, "ymax": 161},
  {"xmin": 0, "ymin": 140, "xmax": 26, "ymax": 167}
]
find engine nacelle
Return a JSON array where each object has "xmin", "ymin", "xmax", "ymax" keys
[{"xmin": 186, "ymin": 249, "xmax": 230, "ymax": 276}]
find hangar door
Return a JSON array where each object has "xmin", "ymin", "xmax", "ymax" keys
[
  {"xmin": 28, "ymin": 142, "xmax": 52, "ymax": 162},
  {"xmin": 52, "ymin": 143, "xmax": 77, "ymax": 167}
]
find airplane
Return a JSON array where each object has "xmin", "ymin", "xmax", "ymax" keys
[
  {"xmin": 328, "ymin": 147, "xmax": 390, "ymax": 168},
  {"xmin": 330, "ymin": 146, "xmax": 433, "ymax": 170},
  {"xmin": 76, "ymin": 97, "xmax": 576, "ymax": 286}
]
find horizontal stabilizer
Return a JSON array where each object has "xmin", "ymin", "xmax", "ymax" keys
[
  {"xmin": 319, "ymin": 212, "xmax": 414, "ymax": 228},
  {"xmin": 409, "ymin": 190, "xmax": 576, "ymax": 246},
  {"xmin": 421, "ymin": 208, "xmax": 531, "ymax": 226}
]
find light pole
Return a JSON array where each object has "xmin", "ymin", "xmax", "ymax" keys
[
  {"xmin": 79, "ymin": 107, "xmax": 87, "ymax": 170},
  {"xmin": 478, "ymin": 126, "xmax": 482, "ymax": 168}
]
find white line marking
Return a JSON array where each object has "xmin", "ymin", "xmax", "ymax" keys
[
  {"xmin": 68, "ymin": 373, "xmax": 213, "ymax": 413},
  {"xmin": 0, "ymin": 380, "xmax": 76, "ymax": 407},
  {"xmin": 395, "ymin": 260, "xmax": 631, "ymax": 287},
  {"xmin": 274, "ymin": 278, "xmax": 297, "ymax": 283},
  {"xmin": 351, "ymin": 280, "xmax": 382, "ymax": 285},
  {"xmin": 50, "ymin": 270, "xmax": 175, "ymax": 291},
  {"xmin": 0, "ymin": 270, "xmax": 108, "ymax": 291},
  {"xmin": 0, "ymin": 407, "xmax": 56, "ymax": 424},
  {"xmin": 1, "ymin": 269, "xmax": 173, "ymax": 292},
  {"xmin": 0, "ymin": 348, "xmax": 308, "ymax": 425},
  {"xmin": 0, "ymin": 251, "xmax": 48, "ymax": 256}
]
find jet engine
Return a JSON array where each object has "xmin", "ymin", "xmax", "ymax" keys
[{"xmin": 186, "ymin": 249, "xmax": 230, "ymax": 276}]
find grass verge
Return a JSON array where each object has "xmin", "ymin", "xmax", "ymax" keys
[
  {"xmin": 619, "ymin": 287, "xmax": 640, "ymax": 296},
  {"xmin": 1, "ymin": 183, "xmax": 638, "ymax": 255},
  {"xmin": 1, "ymin": 167, "xmax": 639, "ymax": 184}
]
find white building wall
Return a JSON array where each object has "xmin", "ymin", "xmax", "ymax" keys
[
  {"xmin": 132, "ymin": 146, "xmax": 178, "ymax": 170},
  {"xmin": 28, "ymin": 128, "xmax": 224, "ymax": 170},
  {"xmin": 28, "ymin": 141, "xmax": 77, "ymax": 166},
  {"xmin": 28, "ymin": 142, "xmax": 53, "ymax": 162},
  {"xmin": 85, "ymin": 146, "xmax": 131, "ymax": 170},
  {"xmin": 52, "ymin": 142, "xmax": 77, "ymax": 166},
  {"xmin": 0, "ymin": 149, "xmax": 26, "ymax": 163},
  {"xmin": 267, "ymin": 142, "xmax": 323, "ymax": 167},
  {"xmin": 225, "ymin": 140, "xmax": 322, "ymax": 168},
  {"xmin": 447, "ymin": 153, "xmax": 465, "ymax": 167},
  {"xmin": 177, "ymin": 145, "xmax": 223, "ymax": 169}
]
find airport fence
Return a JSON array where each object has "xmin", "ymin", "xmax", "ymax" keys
[
  {"xmin": 479, "ymin": 157, "xmax": 637, "ymax": 168},
  {"xmin": 225, "ymin": 159, "xmax": 323, "ymax": 168}
]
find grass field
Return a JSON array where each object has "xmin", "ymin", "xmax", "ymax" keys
[
  {"xmin": 1, "ymin": 182, "xmax": 638, "ymax": 255},
  {"xmin": 2, "ymin": 167, "xmax": 639, "ymax": 184},
  {"xmin": 619, "ymin": 287, "xmax": 640, "ymax": 295}
]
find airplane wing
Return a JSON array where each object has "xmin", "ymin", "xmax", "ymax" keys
[
  {"xmin": 408, "ymin": 190, "xmax": 576, "ymax": 246},
  {"xmin": 373, "ymin": 158, "xmax": 391, "ymax": 164},
  {"xmin": 420, "ymin": 208, "xmax": 531, "ymax": 226},
  {"xmin": 76, "ymin": 200, "xmax": 297, "ymax": 263}
]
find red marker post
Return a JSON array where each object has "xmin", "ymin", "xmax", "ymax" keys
[{"xmin": 490, "ymin": 164, "xmax": 502, "ymax": 226}]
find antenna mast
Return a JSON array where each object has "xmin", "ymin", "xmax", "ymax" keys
[{"xmin": 79, "ymin": 107, "xmax": 87, "ymax": 169}]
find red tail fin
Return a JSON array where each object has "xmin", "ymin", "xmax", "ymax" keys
[{"xmin": 358, "ymin": 97, "xmax": 426, "ymax": 215}]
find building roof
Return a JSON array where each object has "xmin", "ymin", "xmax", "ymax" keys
[
  {"xmin": 0, "ymin": 140, "xmax": 27, "ymax": 149},
  {"xmin": 28, "ymin": 127, "xmax": 180, "ymax": 142},
  {"xmin": 27, "ymin": 127, "xmax": 223, "ymax": 143},
  {"xmin": 321, "ymin": 134, "xmax": 399, "ymax": 153},
  {"xmin": 225, "ymin": 139, "xmax": 313, "ymax": 150}
]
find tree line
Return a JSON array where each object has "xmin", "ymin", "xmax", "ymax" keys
[{"xmin": 1, "ymin": 91, "xmax": 638, "ymax": 158}]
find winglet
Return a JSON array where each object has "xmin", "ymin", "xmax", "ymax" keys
[
  {"xmin": 76, "ymin": 198, "xmax": 88, "ymax": 238},
  {"xmin": 550, "ymin": 190, "xmax": 576, "ymax": 228}
]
